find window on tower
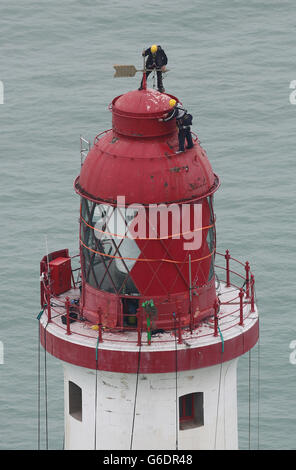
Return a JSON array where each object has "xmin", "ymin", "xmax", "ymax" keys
[
  {"xmin": 179, "ymin": 392, "xmax": 204, "ymax": 430},
  {"xmin": 69, "ymin": 381, "xmax": 82, "ymax": 421}
]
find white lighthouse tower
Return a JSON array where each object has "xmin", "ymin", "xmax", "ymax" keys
[{"xmin": 39, "ymin": 83, "xmax": 259, "ymax": 450}]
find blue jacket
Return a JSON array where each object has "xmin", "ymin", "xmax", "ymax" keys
[{"xmin": 144, "ymin": 46, "xmax": 168, "ymax": 69}]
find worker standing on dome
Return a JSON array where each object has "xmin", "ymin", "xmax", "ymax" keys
[
  {"xmin": 139, "ymin": 44, "xmax": 167, "ymax": 93},
  {"xmin": 159, "ymin": 99, "xmax": 194, "ymax": 153}
]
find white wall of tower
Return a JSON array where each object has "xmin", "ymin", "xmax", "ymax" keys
[{"xmin": 63, "ymin": 358, "xmax": 239, "ymax": 450}]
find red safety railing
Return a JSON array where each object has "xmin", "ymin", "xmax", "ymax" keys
[
  {"xmin": 93, "ymin": 130, "xmax": 112, "ymax": 146},
  {"xmin": 41, "ymin": 250, "xmax": 256, "ymax": 346},
  {"xmin": 92, "ymin": 130, "xmax": 200, "ymax": 159}
]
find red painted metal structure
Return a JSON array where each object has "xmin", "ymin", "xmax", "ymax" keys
[
  {"xmin": 39, "ymin": 250, "xmax": 258, "ymax": 372},
  {"xmin": 75, "ymin": 87, "xmax": 220, "ymax": 328},
  {"xmin": 39, "ymin": 84, "xmax": 259, "ymax": 373}
]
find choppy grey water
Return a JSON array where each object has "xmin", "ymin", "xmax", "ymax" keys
[{"xmin": 0, "ymin": 0, "xmax": 295, "ymax": 450}]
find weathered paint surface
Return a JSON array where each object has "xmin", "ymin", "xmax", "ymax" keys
[{"xmin": 64, "ymin": 358, "xmax": 239, "ymax": 450}]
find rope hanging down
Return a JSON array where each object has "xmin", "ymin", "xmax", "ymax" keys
[
  {"xmin": 214, "ymin": 325, "xmax": 224, "ymax": 449},
  {"xmin": 130, "ymin": 321, "xmax": 142, "ymax": 450},
  {"xmin": 80, "ymin": 215, "xmax": 215, "ymax": 240},
  {"xmin": 44, "ymin": 321, "xmax": 49, "ymax": 450},
  {"xmin": 173, "ymin": 312, "xmax": 179, "ymax": 451},
  {"xmin": 80, "ymin": 238, "xmax": 215, "ymax": 264},
  {"xmin": 37, "ymin": 313, "xmax": 42, "ymax": 450},
  {"xmin": 94, "ymin": 335, "xmax": 99, "ymax": 450},
  {"xmin": 257, "ymin": 324, "xmax": 260, "ymax": 450},
  {"xmin": 36, "ymin": 307, "xmax": 49, "ymax": 450}
]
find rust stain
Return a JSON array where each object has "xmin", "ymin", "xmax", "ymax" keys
[
  {"xmin": 189, "ymin": 182, "xmax": 198, "ymax": 190},
  {"xmin": 169, "ymin": 165, "xmax": 189, "ymax": 173},
  {"xmin": 188, "ymin": 177, "xmax": 207, "ymax": 191},
  {"xmin": 102, "ymin": 380, "xmax": 118, "ymax": 389}
]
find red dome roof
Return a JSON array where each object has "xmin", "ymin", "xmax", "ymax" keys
[
  {"xmin": 75, "ymin": 88, "xmax": 219, "ymax": 205},
  {"xmin": 113, "ymin": 88, "xmax": 175, "ymax": 116},
  {"xmin": 111, "ymin": 88, "xmax": 178, "ymax": 137}
]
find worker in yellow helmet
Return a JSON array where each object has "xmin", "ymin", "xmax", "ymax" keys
[
  {"xmin": 159, "ymin": 99, "xmax": 194, "ymax": 154},
  {"xmin": 139, "ymin": 44, "xmax": 168, "ymax": 92}
]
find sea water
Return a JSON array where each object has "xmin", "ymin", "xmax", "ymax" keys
[{"xmin": 0, "ymin": 0, "xmax": 295, "ymax": 450}]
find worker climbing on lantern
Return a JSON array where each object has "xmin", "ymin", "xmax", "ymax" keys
[
  {"xmin": 159, "ymin": 99, "xmax": 194, "ymax": 153},
  {"xmin": 139, "ymin": 44, "xmax": 168, "ymax": 93}
]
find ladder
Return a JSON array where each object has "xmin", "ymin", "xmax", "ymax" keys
[{"xmin": 80, "ymin": 136, "xmax": 91, "ymax": 167}]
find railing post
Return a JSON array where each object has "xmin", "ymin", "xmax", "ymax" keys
[
  {"xmin": 46, "ymin": 287, "xmax": 52, "ymax": 323},
  {"xmin": 177, "ymin": 306, "xmax": 182, "ymax": 344},
  {"xmin": 250, "ymin": 275, "xmax": 255, "ymax": 313},
  {"xmin": 71, "ymin": 269, "xmax": 76, "ymax": 289},
  {"xmin": 146, "ymin": 313, "xmax": 151, "ymax": 345},
  {"xmin": 214, "ymin": 300, "xmax": 218, "ymax": 337},
  {"xmin": 137, "ymin": 308, "xmax": 142, "ymax": 347},
  {"xmin": 225, "ymin": 249, "xmax": 231, "ymax": 287},
  {"xmin": 98, "ymin": 308, "xmax": 103, "ymax": 343},
  {"xmin": 239, "ymin": 289, "xmax": 244, "ymax": 326},
  {"xmin": 65, "ymin": 296, "xmax": 71, "ymax": 335},
  {"xmin": 245, "ymin": 261, "xmax": 250, "ymax": 298},
  {"xmin": 188, "ymin": 254, "xmax": 193, "ymax": 333}
]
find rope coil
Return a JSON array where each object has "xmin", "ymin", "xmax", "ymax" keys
[
  {"xmin": 80, "ymin": 238, "xmax": 215, "ymax": 264},
  {"xmin": 80, "ymin": 215, "xmax": 215, "ymax": 240}
]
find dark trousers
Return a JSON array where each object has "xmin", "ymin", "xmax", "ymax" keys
[
  {"xmin": 140, "ymin": 69, "xmax": 164, "ymax": 91},
  {"xmin": 178, "ymin": 127, "xmax": 193, "ymax": 151}
]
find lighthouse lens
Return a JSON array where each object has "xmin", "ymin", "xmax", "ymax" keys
[{"xmin": 80, "ymin": 198, "xmax": 140, "ymax": 295}]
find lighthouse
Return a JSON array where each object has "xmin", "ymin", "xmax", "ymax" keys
[{"xmin": 39, "ymin": 77, "xmax": 259, "ymax": 450}]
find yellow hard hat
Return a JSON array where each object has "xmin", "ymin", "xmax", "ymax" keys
[
  {"xmin": 150, "ymin": 44, "xmax": 158, "ymax": 54},
  {"xmin": 169, "ymin": 99, "xmax": 177, "ymax": 108}
]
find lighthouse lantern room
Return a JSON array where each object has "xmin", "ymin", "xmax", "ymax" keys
[{"xmin": 39, "ymin": 75, "xmax": 259, "ymax": 450}]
